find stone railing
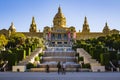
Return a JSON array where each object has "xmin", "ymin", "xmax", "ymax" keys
[{"xmin": 77, "ymin": 48, "xmax": 105, "ymax": 72}]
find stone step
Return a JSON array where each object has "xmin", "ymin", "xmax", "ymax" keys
[
  {"xmin": 30, "ymin": 67, "xmax": 83, "ymax": 72},
  {"xmin": 40, "ymin": 62, "xmax": 80, "ymax": 68},
  {"xmin": 43, "ymin": 57, "xmax": 76, "ymax": 62},
  {"xmin": 43, "ymin": 52, "xmax": 75, "ymax": 57}
]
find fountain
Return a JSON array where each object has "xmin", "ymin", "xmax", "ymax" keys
[{"xmin": 40, "ymin": 47, "xmax": 80, "ymax": 69}]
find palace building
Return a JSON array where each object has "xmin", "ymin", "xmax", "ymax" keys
[{"xmin": 0, "ymin": 6, "xmax": 119, "ymax": 46}]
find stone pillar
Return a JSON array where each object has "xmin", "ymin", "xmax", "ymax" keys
[
  {"xmin": 117, "ymin": 67, "xmax": 119, "ymax": 72},
  {"xmin": 111, "ymin": 68, "xmax": 113, "ymax": 72}
]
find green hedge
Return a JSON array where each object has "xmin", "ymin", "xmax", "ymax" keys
[
  {"xmin": 39, "ymin": 53, "xmax": 43, "ymax": 57},
  {"xmin": 35, "ymin": 56, "xmax": 40, "ymax": 61},
  {"xmin": 25, "ymin": 47, "xmax": 31, "ymax": 56},
  {"xmin": 82, "ymin": 63, "xmax": 91, "ymax": 68},
  {"xmin": 117, "ymin": 54, "xmax": 120, "ymax": 60},
  {"xmin": 1, "ymin": 50, "xmax": 17, "ymax": 66},
  {"xmin": 26, "ymin": 63, "xmax": 36, "ymax": 69},
  {"xmin": 100, "ymin": 53, "xmax": 110, "ymax": 66},
  {"xmin": 78, "ymin": 57, "xmax": 84, "ymax": 61},
  {"xmin": 17, "ymin": 49, "xmax": 26, "ymax": 61},
  {"xmin": 8, "ymin": 53, "xmax": 17, "ymax": 66}
]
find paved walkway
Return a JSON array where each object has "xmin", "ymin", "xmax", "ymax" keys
[{"xmin": 0, "ymin": 72, "xmax": 120, "ymax": 80}]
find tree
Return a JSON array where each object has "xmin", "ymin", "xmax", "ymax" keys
[
  {"xmin": 7, "ymin": 33, "xmax": 26, "ymax": 48},
  {"xmin": 33, "ymin": 37, "xmax": 44, "ymax": 48},
  {"xmin": 113, "ymin": 40, "xmax": 120, "ymax": 50},
  {"xmin": 0, "ymin": 34, "xmax": 8, "ymax": 50},
  {"xmin": 25, "ymin": 37, "xmax": 44, "ymax": 48}
]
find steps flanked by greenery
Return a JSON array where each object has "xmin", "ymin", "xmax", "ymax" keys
[
  {"xmin": 18, "ymin": 48, "xmax": 42, "ymax": 65},
  {"xmin": 73, "ymin": 34, "xmax": 120, "ymax": 71},
  {"xmin": 0, "ymin": 33, "xmax": 44, "ymax": 71},
  {"xmin": 77, "ymin": 48, "xmax": 105, "ymax": 72}
]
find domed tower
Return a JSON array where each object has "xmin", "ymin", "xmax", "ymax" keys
[
  {"xmin": 102, "ymin": 22, "xmax": 110, "ymax": 34},
  {"xmin": 82, "ymin": 16, "xmax": 90, "ymax": 33},
  {"xmin": 29, "ymin": 17, "xmax": 37, "ymax": 32},
  {"xmin": 8, "ymin": 22, "xmax": 16, "ymax": 33},
  {"xmin": 53, "ymin": 6, "xmax": 66, "ymax": 27}
]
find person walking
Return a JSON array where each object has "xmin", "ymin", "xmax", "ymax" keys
[
  {"xmin": 46, "ymin": 64, "xmax": 49, "ymax": 73},
  {"xmin": 57, "ymin": 61, "xmax": 61, "ymax": 74},
  {"xmin": 62, "ymin": 63, "xmax": 66, "ymax": 74}
]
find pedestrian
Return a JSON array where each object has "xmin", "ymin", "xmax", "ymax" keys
[
  {"xmin": 57, "ymin": 61, "xmax": 61, "ymax": 74},
  {"xmin": 62, "ymin": 63, "xmax": 66, "ymax": 74},
  {"xmin": 46, "ymin": 64, "xmax": 49, "ymax": 73}
]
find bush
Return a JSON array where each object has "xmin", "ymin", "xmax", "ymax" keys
[
  {"xmin": 78, "ymin": 57, "xmax": 84, "ymax": 61},
  {"xmin": 17, "ymin": 49, "xmax": 26, "ymax": 61},
  {"xmin": 8, "ymin": 53, "xmax": 17, "ymax": 66},
  {"xmin": 117, "ymin": 54, "xmax": 120, "ymax": 60},
  {"xmin": 82, "ymin": 63, "xmax": 91, "ymax": 68},
  {"xmin": 100, "ymin": 53, "xmax": 109, "ymax": 66},
  {"xmin": 39, "ymin": 53, "xmax": 43, "ymax": 57},
  {"xmin": 35, "ymin": 56, "xmax": 40, "ymax": 61},
  {"xmin": 25, "ymin": 48, "xmax": 31, "ymax": 56},
  {"xmin": 26, "ymin": 63, "xmax": 35, "ymax": 69}
]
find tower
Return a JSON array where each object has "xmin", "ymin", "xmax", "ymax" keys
[
  {"xmin": 102, "ymin": 22, "xmax": 110, "ymax": 34},
  {"xmin": 8, "ymin": 22, "xmax": 16, "ymax": 33},
  {"xmin": 29, "ymin": 17, "xmax": 37, "ymax": 32},
  {"xmin": 53, "ymin": 6, "xmax": 66, "ymax": 27},
  {"xmin": 82, "ymin": 16, "xmax": 90, "ymax": 33}
]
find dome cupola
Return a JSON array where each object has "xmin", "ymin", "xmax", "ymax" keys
[{"xmin": 53, "ymin": 6, "xmax": 66, "ymax": 27}]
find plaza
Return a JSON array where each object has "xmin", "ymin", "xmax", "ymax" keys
[{"xmin": 0, "ymin": 72, "xmax": 120, "ymax": 80}]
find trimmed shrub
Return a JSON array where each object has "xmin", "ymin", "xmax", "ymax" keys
[
  {"xmin": 82, "ymin": 63, "xmax": 91, "ymax": 68},
  {"xmin": 78, "ymin": 57, "xmax": 84, "ymax": 61},
  {"xmin": 8, "ymin": 53, "xmax": 17, "ymax": 66},
  {"xmin": 17, "ymin": 49, "xmax": 26, "ymax": 61},
  {"xmin": 35, "ymin": 56, "xmax": 40, "ymax": 61},
  {"xmin": 25, "ymin": 47, "xmax": 31, "ymax": 56},
  {"xmin": 26, "ymin": 63, "xmax": 35, "ymax": 69},
  {"xmin": 39, "ymin": 53, "xmax": 43, "ymax": 57},
  {"xmin": 109, "ymin": 51, "xmax": 117, "ymax": 60},
  {"xmin": 117, "ymin": 54, "xmax": 120, "ymax": 60},
  {"xmin": 100, "ymin": 53, "xmax": 110, "ymax": 66}
]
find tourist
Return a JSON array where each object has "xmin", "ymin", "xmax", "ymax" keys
[
  {"xmin": 62, "ymin": 63, "xmax": 66, "ymax": 74},
  {"xmin": 46, "ymin": 64, "xmax": 49, "ymax": 73},
  {"xmin": 57, "ymin": 61, "xmax": 61, "ymax": 74}
]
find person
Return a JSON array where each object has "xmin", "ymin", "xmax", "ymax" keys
[
  {"xmin": 62, "ymin": 63, "xmax": 66, "ymax": 74},
  {"xmin": 57, "ymin": 61, "xmax": 61, "ymax": 74},
  {"xmin": 46, "ymin": 64, "xmax": 49, "ymax": 73}
]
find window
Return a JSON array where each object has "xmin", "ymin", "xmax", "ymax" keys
[
  {"xmin": 58, "ymin": 34, "xmax": 61, "ymax": 39},
  {"xmin": 64, "ymin": 34, "xmax": 67, "ymax": 39},
  {"xmin": 64, "ymin": 42, "xmax": 67, "ymax": 44}
]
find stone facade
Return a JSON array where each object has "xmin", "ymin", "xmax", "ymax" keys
[
  {"xmin": 12, "ymin": 66, "xmax": 26, "ymax": 72},
  {"xmin": 0, "ymin": 6, "xmax": 119, "ymax": 42},
  {"xmin": 43, "ymin": 7, "xmax": 76, "ymax": 47}
]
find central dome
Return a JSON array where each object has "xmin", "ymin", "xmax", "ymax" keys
[{"xmin": 53, "ymin": 6, "xmax": 66, "ymax": 27}]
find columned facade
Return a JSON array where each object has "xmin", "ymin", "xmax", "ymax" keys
[{"xmin": 43, "ymin": 6, "xmax": 76, "ymax": 47}]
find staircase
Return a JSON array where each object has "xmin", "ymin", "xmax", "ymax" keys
[
  {"xmin": 77, "ymin": 48, "xmax": 105, "ymax": 72},
  {"xmin": 31, "ymin": 47, "xmax": 80, "ymax": 72},
  {"xmin": 42, "ymin": 47, "xmax": 79, "ymax": 66}
]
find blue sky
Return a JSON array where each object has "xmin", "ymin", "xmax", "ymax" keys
[{"xmin": 0, "ymin": 0, "xmax": 120, "ymax": 32}]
